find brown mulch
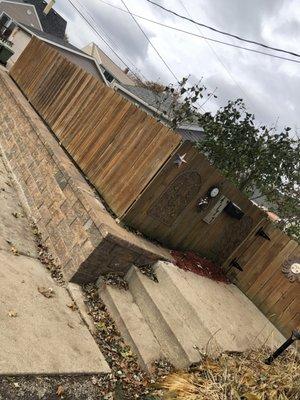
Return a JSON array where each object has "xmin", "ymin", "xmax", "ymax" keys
[{"xmin": 171, "ymin": 250, "xmax": 230, "ymax": 284}]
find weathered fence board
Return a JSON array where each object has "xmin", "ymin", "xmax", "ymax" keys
[{"xmin": 10, "ymin": 37, "xmax": 181, "ymax": 216}]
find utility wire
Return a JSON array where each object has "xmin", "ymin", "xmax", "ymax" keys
[
  {"xmin": 146, "ymin": 0, "xmax": 300, "ymax": 60},
  {"xmin": 66, "ymin": 0, "xmax": 146, "ymax": 82},
  {"xmin": 177, "ymin": 0, "xmax": 255, "ymax": 109},
  {"xmin": 76, "ymin": 0, "xmax": 149, "ymax": 81},
  {"xmin": 121, "ymin": 1, "xmax": 207, "ymax": 111},
  {"xmin": 95, "ymin": 0, "xmax": 300, "ymax": 65},
  {"xmin": 120, "ymin": 0, "xmax": 178, "ymax": 82}
]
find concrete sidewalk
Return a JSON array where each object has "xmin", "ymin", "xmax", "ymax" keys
[{"xmin": 0, "ymin": 155, "xmax": 110, "ymax": 375}]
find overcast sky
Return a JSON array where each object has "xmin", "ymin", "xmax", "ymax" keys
[{"xmin": 55, "ymin": 0, "xmax": 300, "ymax": 134}]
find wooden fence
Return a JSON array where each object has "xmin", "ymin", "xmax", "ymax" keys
[
  {"xmin": 124, "ymin": 141, "xmax": 299, "ymax": 337},
  {"xmin": 10, "ymin": 38, "xmax": 299, "ymax": 338},
  {"xmin": 223, "ymin": 221, "xmax": 300, "ymax": 337},
  {"xmin": 10, "ymin": 37, "xmax": 181, "ymax": 216}
]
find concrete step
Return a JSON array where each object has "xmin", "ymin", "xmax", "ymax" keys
[
  {"xmin": 98, "ymin": 279, "xmax": 162, "ymax": 372},
  {"xmin": 154, "ymin": 262, "xmax": 240, "ymax": 352},
  {"xmin": 153, "ymin": 262, "xmax": 222, "ymax": 354},
  {"xmin": 155, "ymin": 262, "xmax": 285, "ymax": 351},
  {"xmin": 126, "ymin": 267, "xmax": 205, "ymax": 369}
]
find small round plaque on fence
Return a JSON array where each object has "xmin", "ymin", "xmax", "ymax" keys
[{"xmin": 282, "ymin": 258, "xmax": 300, "ymax": 283}]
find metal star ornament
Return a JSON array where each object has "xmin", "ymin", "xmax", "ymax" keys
[{"xmin": 174, "ymin": 153, "xmax": 187, "ymax": 167}]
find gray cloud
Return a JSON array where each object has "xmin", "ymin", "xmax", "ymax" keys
[
  {"xmin": 273, "ymin": 18, "xmax": 300, "ymax": 38},
  {"xmin": 54, "ymin": 0, "xmax": 300, "ymax": 131},
  {"xmin": 199, "ymin": 0, "xmax": 284, "ymax": 39},
  {"xmin": 85, "ymin": 0, "xmax": 152, "ymax": 62}
]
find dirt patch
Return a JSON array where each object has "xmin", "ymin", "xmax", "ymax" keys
[
  {"xmin": 0, "ymin": 375, "xmax": 113, "ymax": 400},
  {"xmin": 171, "ymin": 250, "xmax": 230, "ymax": 283}
]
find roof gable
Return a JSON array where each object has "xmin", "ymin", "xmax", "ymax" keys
[
  {"xmin": 82, "ymin": 42, "xmax": 135, "ymax": 86},
  {"xmin": 2, "ymin": 0, "xmax": 67, "ymax": 38},
  {"xmin": 0, "ymin": 1, "xmax": 42, "ymax": 30}
]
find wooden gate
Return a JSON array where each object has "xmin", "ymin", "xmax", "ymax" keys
[
  {"xmin": 223, "ymin": 221, "xmax": 300, "ymax": 337},
  {"xmin": 124, "ymin": 141, "xmax": 266, "ymax": 264}
]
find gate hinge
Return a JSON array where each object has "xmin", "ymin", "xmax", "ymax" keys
[
  {"xmin": 229, "ymin": 258, "xmax": 243, "ymax": 271},
  {"xmin": 256, "ymin": 227, "xmax": 271, "ymax": 241}
]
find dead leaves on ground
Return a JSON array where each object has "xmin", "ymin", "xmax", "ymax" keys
[
  {"xmin": 8, "ymin": 310, "xmax": 18, "ymax": 318},
  {"xmin": 10, "ymin": 245, "xmax": 19, "ymax": 256},
  {"xmin": 12, "ymin": 212, "xmax": 23, "ymax": 219},
  {"xmin": 56, "ymin": 385, "xmax": 64, "ymax": 397},
  {"xmin": 67, "ymin": 302, "xmax": 78, "ymax": 311},
  {"xmin": 157, "ymin": 349, "xmax": 300, "ymax": 400},
  {"xmin": 38, "ymin": 286, "xmax": 55, "ymax": 298}
]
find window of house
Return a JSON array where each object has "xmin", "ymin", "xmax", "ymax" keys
[
  {"xmin": 0, "ymin": 13, "xmax": 15, "ymax": 39},
  {"xmin": 103, "ymin": 70, "xmax": 114, "ymax": 83},
  {"xmin": 0, "ymin": 13, "xmax": 11, "ymax": 27}
]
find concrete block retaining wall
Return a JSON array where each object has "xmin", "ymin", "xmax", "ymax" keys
[{"xmin": 0, "ymin": 72, "xmax": 171, "ymax": 283}]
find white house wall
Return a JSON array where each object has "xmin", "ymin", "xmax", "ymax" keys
[{"xmin": 6, "ymin": 27, "xmax": 31, "ymax": 69}]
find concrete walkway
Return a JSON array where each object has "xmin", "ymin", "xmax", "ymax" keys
[{"xmin": 0, "ymin": 156, "xmax": 110, "ymax": 375}]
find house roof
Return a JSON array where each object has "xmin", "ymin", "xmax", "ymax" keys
[
  {"xmin": 82, "ymin": 42, "xmax": 135, "ymax": 86},
  {"xmin": 120, "ymin": 84, "xmax": 174, "ymax": 115},
  {"xmin": 176, "ymin": 125, "xmax": 205, "ymax": 142},
  {"xmin": 20, "ymin": 24, "xmax": 82, "ymax": 53},
  {"xmin": 2, "ymin": 0, "xmax": 67, "ymax": 38},
  {"xmin": 118, "ymin": 84, "xmax": 205, "ymax": 142},
  {"xmin": 0, "ymin": 0, "xmax": 43, "ymax": 30}
]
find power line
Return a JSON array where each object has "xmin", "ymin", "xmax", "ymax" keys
[
  {"xmin": 121, "ymin": 1, "xmax": 208, "ymax": 111},
  {"xmin": 146, "ymin": 0, "xmax": 300, "ymax": 60},
  {"xmin": 120, "ymin": 0, "xmax": 178, "ymax": 82},
  {"xmin": 66, "ymin": 0, "xmax": 146, "ymax": 82},
  {"xmin": 95, "ymin": 0, "xmax": 300, "ymax": 65},
  {"xmin": 76, "ymin": 0, "xmax": 149, "ymax": 81},
  {"xmin": 67, "ymin": 0, "xmax": 205, "ymax": 111},
  {"xmin": 177, "ymin": 0, "xmax": 255, "ymax": 108}
]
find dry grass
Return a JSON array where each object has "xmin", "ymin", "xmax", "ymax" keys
[{"xmin": 156, "ymin": 347, "xmax": 300, "ymax": 400}]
